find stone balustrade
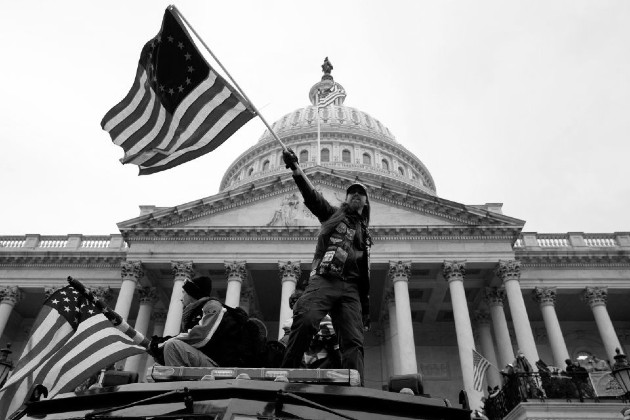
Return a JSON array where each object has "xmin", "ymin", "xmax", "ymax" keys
[
  {"xmin": 514, "ymin": 232, "xmax": 629, "ymax": 249},
  {"xmin": 0, "ymin": 234, "xmax": 128, "ymax": 249}
]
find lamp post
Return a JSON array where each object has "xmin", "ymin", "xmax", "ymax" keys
[
  {"xmin": 612, "ymin": 348, "xmax": 630, "ymax": 404},
  {"xmin": 0, "ymin": 343, "xmax": 13, "ymax": 387}
]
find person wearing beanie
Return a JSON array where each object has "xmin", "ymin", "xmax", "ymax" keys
[
  {"xmin": 280, "ymin": 147, "xmax": 372, "ymax": 385},
  {"xmin": 149, "ymin": 276, "xmax": 225, "ymax": 367}
]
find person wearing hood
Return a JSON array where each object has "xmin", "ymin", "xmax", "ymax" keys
[{"xmin": 280, "ymin": 148, "xmax": 372, "ymax": 385}]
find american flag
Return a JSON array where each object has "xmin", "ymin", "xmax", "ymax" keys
[
  {"xmin": 101, "ymin": 7, "xmax": 256, "ymax": 175},
  {"xmin": 0, "ymin": 286, "xmax": 145, "ymax": 418},
  {"xmin": 472, "ymin": 348, "xmax": 491, "ymax": 392},
  {"xmin": 318, "ymin": 83, "xmax": 346, "ymax": 108}
]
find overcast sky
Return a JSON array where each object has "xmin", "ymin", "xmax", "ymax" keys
[{"xmin": 1, "ymin": 0, "xmax": 629, "ymax": 236}]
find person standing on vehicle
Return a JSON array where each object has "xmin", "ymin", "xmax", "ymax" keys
[{"xmin": 280, "ymin": 148, "xmax": 372, "ymax": 384}]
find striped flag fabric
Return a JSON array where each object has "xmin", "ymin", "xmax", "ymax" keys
[
  {"xmin": 0, "ymin": 286, "xmax": 145, "ymax": 419},
  {"xmin": 101, "ymin": 7, "xmax": 256, "ymax": 175},
  {"xmin": 318, "ymin": 82, "xmax": 346, "ymax": 108},
  {"xmin": 472, "ymin": 348, "xmax": 491, "ymax": 392}
]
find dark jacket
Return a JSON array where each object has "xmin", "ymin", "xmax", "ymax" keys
[{"xmin": 292, "ymin": 173, "xmax": 372, "ymax": 318}]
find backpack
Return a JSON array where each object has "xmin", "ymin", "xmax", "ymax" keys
[{"xmin": 202, "ymin": 301, "xmax": 279, "ymax": 368}]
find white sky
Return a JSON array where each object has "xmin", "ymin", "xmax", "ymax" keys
[{"xmin": 1, "ymin": 0, "xmax": 629, "ymax": 235}]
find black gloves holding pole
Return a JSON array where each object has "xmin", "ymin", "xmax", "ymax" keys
[{"xmin": 282, "ymin": 148, "xmax": 299, "ymax": 170}]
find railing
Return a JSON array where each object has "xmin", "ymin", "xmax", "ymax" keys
[
  {"xmin": 484, "ymin": 372, "xmax": 600, "ymax": 420},
  {"xmin": 514, "ymin": 232, "xmax": 628, "ymax": 249},
  {"xmin": 0, "ymin": 235, "xmax": 127, "ymax": 249}
]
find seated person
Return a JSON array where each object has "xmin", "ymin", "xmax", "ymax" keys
[{"xmin": 149, "ymin": 276, "xmax": 267, "ymax": 368}]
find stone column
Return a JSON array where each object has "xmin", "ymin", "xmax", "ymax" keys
[
  {"xmin": 164, "ymin": 261, "xmax": 194, "ymax": 336},
  {"xmin": 388, "ymin": 261, "xmax": 417, "ymax": 374},
  {"xmin": 496, "ymin": 260, "xmax": 539, "ymax": 367},
  {"xmin": 278, "ymin": 261, "xmax": 300, "ymax": 339},
  {"xmin": 124, "ymin": 287, "xmax": 158, "ymax": 374},
  {"xmin": 0, "ymin": 287, "xmax": 22, "ymax": 340},
  {"xmin": 144, "ymin": 311, "xmax": 167, "ymax": 377},
  {"xmin": 384, "ymin": 289, "xmax": 402, "ymax": 375},
  {"xmin": 582, "ymin": 286, "xmax": 622, "ymax": 363},
  {"xmin": 115, "ymin": 261, "xmax": 144, "ymax": 321},
  {"xmin": 532, "ymin": 287, "xmax": 570, "ymax": 367},
  {"xmin": 442, "ymin": 261, "xmax": 481, "ymax": 409},
  {"xmin": 472, "ymin": 311, "xmax": 502, "ymax": 388},
  {"xmin": 484, "ymin": 287, "xmax": 514, "ymax": 369},
  {"xmin": 225, "ymin": 261, "xmax": 247, "ymax": 308}
]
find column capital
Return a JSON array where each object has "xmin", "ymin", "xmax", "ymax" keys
[
  {"xmin": 171, "ymin": 261, "xmax": 195, "ymax": 281},
  {"xmin": 121, "ymin": 260, "xmax": 144, "ymax": 283},
  {"xmin": 484, "ymin": 287, "xmax": 506, "ymax": 307},
  {"xmin": 442, "ymin": 260, "xmax": 466, "ymax": 283},
  {"xmin": 0, "ymin": 286, "xmax": 22, "ymax": 306},
  {"xmin": 138, "ymin": 287, "xmax": 158, "ymax": 305},
  {"xmin": 278, "ymin": 260, "xmax": 301, "ymax": 283},
  {"xmin": 495, "ymin": 259, "xmax": 521, "ymax": 283},
  {"xmin": 225, "ymin": 260, "xmax": 247, "ymax": 283},
  {"xmin": 388, "ymin": 260, "xmax": 411, "ymax": 283},
  {"xmin": 90, "ymin": 286, "xmax": 114, "ymax": 304},
  {"xmin": 532, "ymin": 287, "xmax": 557, "ymax": 306},
  {"xmin": 472, "ymin": 310, "xmax": 492, "ymax": 325},
  {"xmin": 582, "ymin": 286, "xmax": 608, "ymax": 307}
]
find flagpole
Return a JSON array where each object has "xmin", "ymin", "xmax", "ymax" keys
[
  {"xmin": 67, "ymin": 277, "xmax": 150, "ymax": 349},
  {"xmin": 316, "ymin": 91, "xmax": 321, "ymax": 165},
  {"xmin": 169, "ymin": 5, "xmax": 289, "ymax": 152}
]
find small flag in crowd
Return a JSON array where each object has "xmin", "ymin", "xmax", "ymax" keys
[
  {"xmin": 472, "ymin": 348, "xmax": 491, "ymax": 392},
  {"xmin": 318, "ymin": 82, "xmax": 346, "ymax": 108},
  {"xmin": 0, "ymin": 286, "xmax": 145, "ymax": 418},
  {"xmin": 101, "ymin": 7, "xmax": 256, "ymax": 175}
]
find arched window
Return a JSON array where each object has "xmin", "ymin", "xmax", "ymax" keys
[
  {"xmin": 248, "ymin": 167, "xmax": 254, "ymax": 176},
  {"xmin": 342, "ymin": 149, "xmax": 351, "ymax": 163},
  {"xmin": 382, "ymin": 159, "xmax": 389, "ymax": 171},
  {"xmin": 262, "ymin": 160, "xmax": 270, "ymax": 171},
  {"xmin": 362, "ymin": 153, "xmax": 371, "ymax": 165},
  {"xmin": 321, "ymin": 148, "xmax": 330, "ymax": 162},
  {"xmin": 299, "ymin": 150, "xmax": 309, "ymax": 163},
  {"xmin": 398, "ymin": 167, "xmax": 405, "ymax": 176}
]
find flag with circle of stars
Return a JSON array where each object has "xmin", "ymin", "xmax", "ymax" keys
[{"xmin": 101, "ymin": 6, "xmax": 257, "ymax": 175}]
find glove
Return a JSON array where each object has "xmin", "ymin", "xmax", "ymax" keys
[
  {"xmin": 147, "ymin": 335, "xmax": 172, "ymax": 365},
  {"xmin": 282, "ymin": 148, "xmax": 299, "ymax": 170},
  {"xmin": 362, "ymin": 313, "xmax": 371, "ymax": 332}
]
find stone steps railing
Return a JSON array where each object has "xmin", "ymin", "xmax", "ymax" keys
[
  {"xmin": 514, "ymin": 232, "xmax": 630, "ymax": 249},
  {"xmin": 0, "ymin": 235, "xmax": 128, "ymax": 249}
]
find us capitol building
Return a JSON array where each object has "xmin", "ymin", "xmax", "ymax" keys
[{"xmin": 1, "ymin": 63, "xmax": 629, "ymax": 419}]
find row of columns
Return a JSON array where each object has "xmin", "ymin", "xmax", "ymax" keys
[{"xmin": 378, "ymin": 259, "xmax": 625, "ymax": 412}]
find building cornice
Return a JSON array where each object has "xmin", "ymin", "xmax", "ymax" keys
[
  {"xmin": 118, "ymin": 168, "xmax": 524, "ymax": 232},
  {"xmin": 0, "ymin": 252, "xmax": 126, "ymax": 268}
]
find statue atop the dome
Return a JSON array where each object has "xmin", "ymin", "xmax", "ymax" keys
[{"xmin": 321, "ymin": 57, "xmax": 333, "ymax": 80}]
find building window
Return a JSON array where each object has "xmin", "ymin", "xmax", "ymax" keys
[
  {"xmin": 321, "ymin": 148, "xmax": 330, "ymax": 162},
  {"xmin": 398, "ymin": 167, "xmax": 405, "ymax": 176},
  {"xmin": 262, "ymin": 160, "xmax": 270, "ymax": 171},
  {"xmin": 342, "ymin": 149, "xmax": 351, "ymax": 163},
  {"xmin": 248, "ymin": 167, "xmax": 254, "ymax": 176},
  {"xmin": 362, "ymin": 153, "xmax": 371, "ymax": 165},
  {"xmin": 382, "ymin": 159, "xmax": 389, "ymax": 171},
  {"xmin": 299, "ymin": 150, "xmax": 309, "ymax": 163}
]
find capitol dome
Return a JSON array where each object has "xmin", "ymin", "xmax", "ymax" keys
[{"xmin": 219, "ymin": 60, "xmax": 436, "ymax": 195}]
